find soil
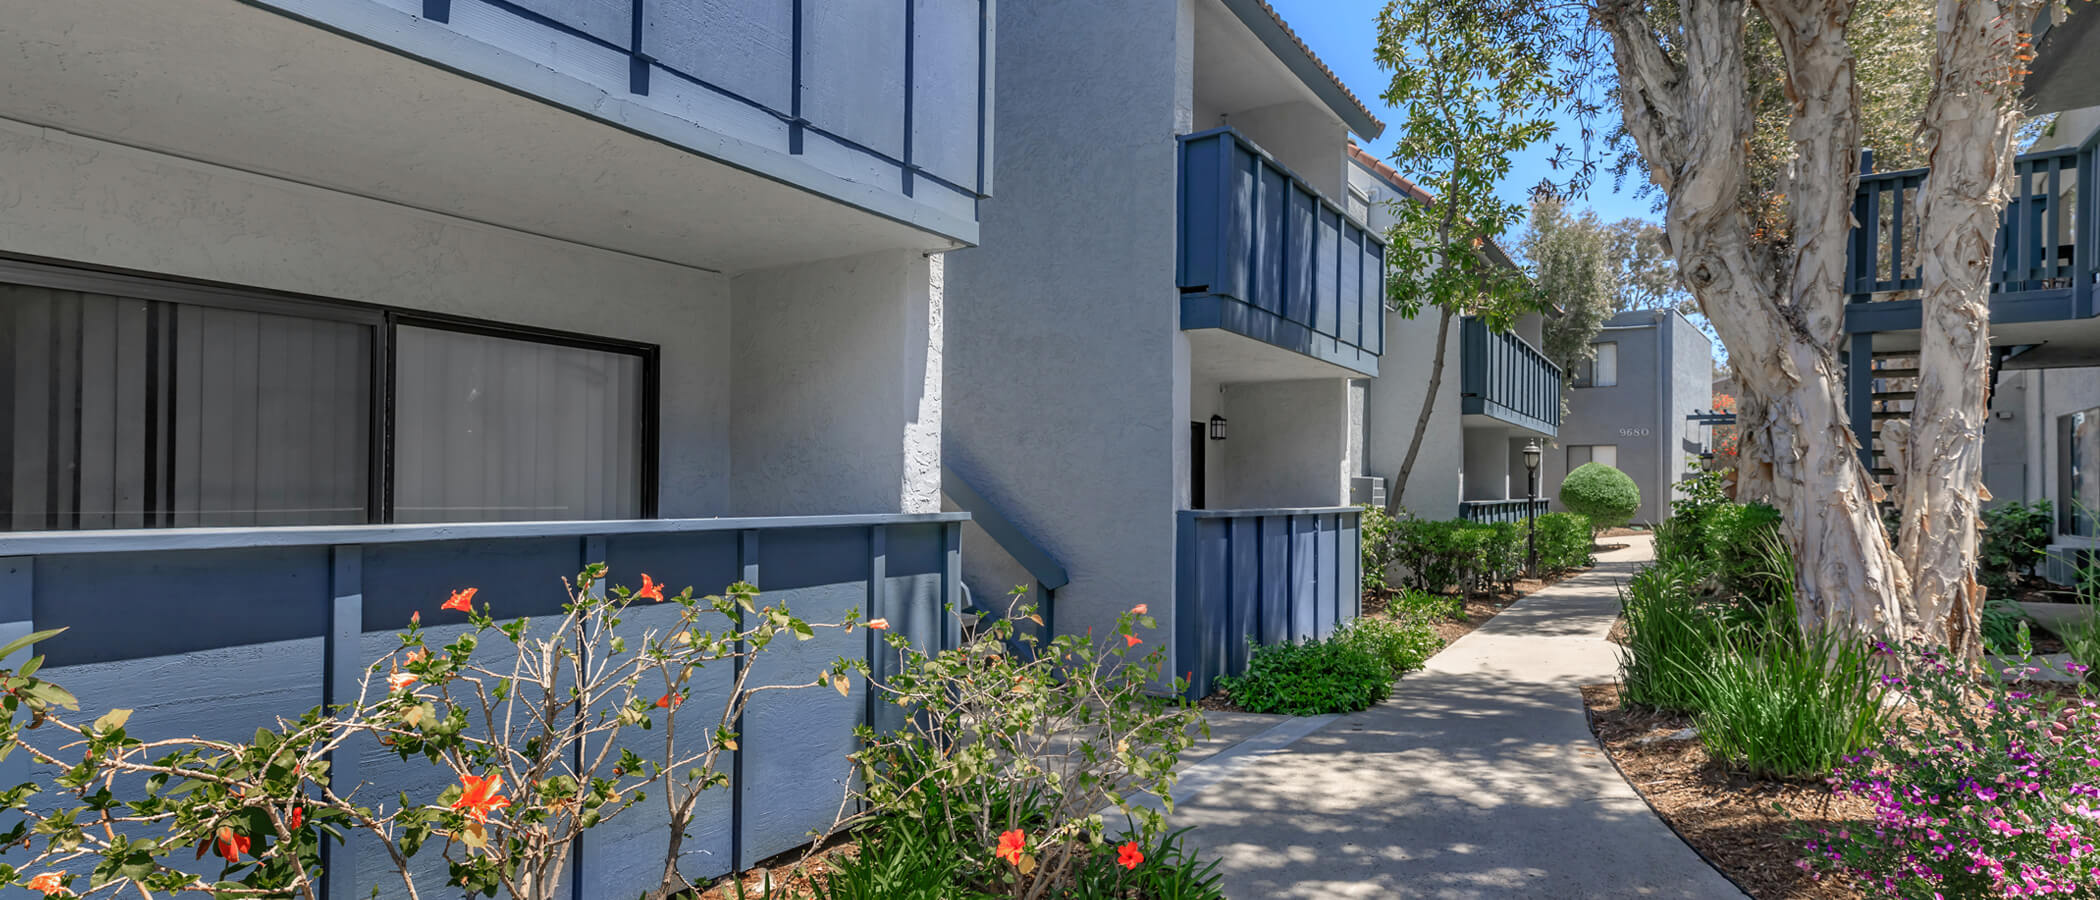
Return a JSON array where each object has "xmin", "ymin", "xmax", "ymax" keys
[
  {"xmin": 1599, "ymin": 526, "xmax": 1651, "ymax": 538},
  {"xmin": 689, "ymin": 835, "xmax": 857, "ymax": 898},
  {"xmin": 1582, "ymin": 683, "xmax": 1871, "ymax": 899}
]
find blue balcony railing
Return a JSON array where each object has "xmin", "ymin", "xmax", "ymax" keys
[
  {"xmin": 0, "ymin": 513, "xmax": 964, "ymax": 897},
  {"xmin": 1846, "ymin": 133, "xmax": 2099, "ymax": 330},
  {"xmin": 1459, "ymin": 498, "xmax": 1549, "ymax": 524},
  {"xmin": 1175, "ymin": 507, "xmax": 1362, "ymax": 699},
  {"xmin": 1460, "ymin": 317, "xmax": 1563, "ymax": 435},
  {"xmin": 1177, "ymin": 128, "xmax": 1387, "ymax": 377}
]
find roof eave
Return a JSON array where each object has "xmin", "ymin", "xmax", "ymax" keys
[{"xmin": 1220, "ymin": 0, "xmax": 1386, "ymax": 140}]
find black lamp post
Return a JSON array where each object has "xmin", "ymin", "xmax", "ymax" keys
[{"xmin": 1522, "ymin": 439, "xmax": 1542, "ymax": 576}]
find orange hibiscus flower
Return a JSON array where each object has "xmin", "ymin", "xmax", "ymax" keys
[
  {"xmin": 452, "ymin": 772, "xmax": 511, "ymax": 823},
  {"xmin": 25, "ymin": 872, "xmax": 68, "ymax": 896},
  {"xmin": 1117, "ymin": 841, "xmax": 1144, "ymax": 870},
  {"xmin": 636, "ymin": 574, "xmax": 664, "ymax": 602},
  {"xmin": 995, "ymin": 829, "xmax": 1027, "ymax": 865},
  {"xmin": 441, "ymin": 587, "xmax": 477, "ymax": 613}
]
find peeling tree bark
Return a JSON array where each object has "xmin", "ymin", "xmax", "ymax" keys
[
  {"xmin": 1598, "ymin": 0, "xmax": 1911, "ymax": 639},
  {"xmin": 1899, "ymin": 0, "xmax": 2049, "ymax": 664}
]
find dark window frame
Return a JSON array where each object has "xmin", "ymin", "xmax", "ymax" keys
[{"xmin": 0, "ymin": 252, "xmax": 661, "ymax": 529}]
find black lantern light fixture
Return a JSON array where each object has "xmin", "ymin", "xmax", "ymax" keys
[
  {"xmin": 1522, "ymin": 440, "xmax": 1543, "ymax": 475},
  {"xmin": 1209, "ymin": 414, "xmax": 1228, "ymax": 441}
]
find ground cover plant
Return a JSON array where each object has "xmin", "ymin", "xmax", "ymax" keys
[
  {"xmin": 1217, "ymin": 633, "xmax": 1400, "ymax": 716},
  {"xmin": 1801, "ymin": 650, "xmax": 2100, "ymax": 898},
  {"xmin": 1978, "ymin": 499, "xmax": 2053, "ymax": 594}
]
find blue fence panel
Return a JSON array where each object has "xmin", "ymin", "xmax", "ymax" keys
[
  {"xmin": 0, "ymin": 513, "xmax": 965, "ymax": 899},
  {"xmin": 1458, "ymin": 498, "xmax": 1551, "ymax": 524},
  {"xmin": 1175, "ymin": 507, "xmax": 1363, "ymax": 699}
]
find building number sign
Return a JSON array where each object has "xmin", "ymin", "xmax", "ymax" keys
[{"xmin": 1618, "ymin": 427, "xmax": 1652, "ymax": 437}]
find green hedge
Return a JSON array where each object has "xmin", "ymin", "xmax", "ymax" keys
[
  {"xmin": 1559, "ymin": 463, "xmax": 1641, "ymax": 529},
  {"xmin": 1533, "ymin": 512, "xmax": 1595, "ymax": 574},
  {"xmin": 1373, "ymin": 512, "xmax": 1593, "ymax": 595}
]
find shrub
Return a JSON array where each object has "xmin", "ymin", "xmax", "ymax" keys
[
  {"xmin": 1388, "ymin": 587, "xmax": 1464, "ymax": 622},
  {"xmin": 2065, "ymin": 613, "xmax": 2100, "ymax": 683},
  {"xmin": 1978, "ymin": 499, "xmax": 2053, "ymax": 592},
  {"xmin": 1707, "ymin": 502, "xmax": 1788, "ymax": 605},
  {"xmin": 1617, "ymin": 559, "xmax": 1720, "ymax": 712},
  {"xmin": 1390, "ymin": 517, "xmax": 1484, "ymax": 594},
  {"xmin": 1335, "ymin": 614, "xmax": 1443, "ymax": 678},
  {"xmin": 1559, "ymin": 462, "xmax": 1641, "ymax": 530},
  {"xmin": 1684, "ymin": 625, "xmax": 1893, "ymax": 781},
  {"xmin": 852, "ymin": 595, "xmax": 1203, "ymax": 894},
  {"xmin": 1532, "ymin": 512, "xmax": 1595, "ymax": 574},
  {"xmin": 1979, "ymin": 597, "xmax": 2033, "ymax": 656},
  {"xmin": 1360, "ymin": 504, "xmax": 1404, "ymax": 594},
  {"xmin": 1802, "ymin": 649, "xmax": 2100, "ymax": 898},
  {"xmin": 1480, "ymin": 521, "xmax": 1524, "ymax": 589},
  {"xmin": 1220, "ymin": 637, "xmax": 1394, "ymax": 715}
]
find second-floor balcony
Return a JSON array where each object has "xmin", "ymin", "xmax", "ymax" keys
[
  {"xmin": 1460, "ymin": 317, "xmax": 1563, "ymax": 436},
  {"xmin": 1177, "ymin": 128, "xmax": 1387, "ymax": 377},
  {"xmin": 1846, "ymin": 130, "xmax": 2098, "ymax": 334}
]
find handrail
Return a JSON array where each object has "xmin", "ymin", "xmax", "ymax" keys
[
  {"xmin": 0, "ymin": 512, "xmax": 971, "ymax": 556},
  {"xmin": 940, "ymin": 466, "xmax": 1070, "ymax": 591}
]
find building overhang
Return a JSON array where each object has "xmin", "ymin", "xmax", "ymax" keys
[
  {"xmin": 2025, "ymin": 6, "xmax": 2100, "ymax": 115},
  {"xmin": 1209, "ymin": 0, "xmax": 1384, "ymax": 140}
]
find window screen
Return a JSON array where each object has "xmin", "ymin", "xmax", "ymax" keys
[
  {"xmin": 3, "ymin": 285, "xmax": 372, "ymax": 530},
  {"xmin": 1575, "ymin": 342, "xmax": 1619, "ymax": 388},
  {"xmin": 2063, "ymin": 409, "xmax": 2100, "ymax": 536},
  {"xmin": 392, "ymin": 325, "xmax": 644, "ymax": 523}
]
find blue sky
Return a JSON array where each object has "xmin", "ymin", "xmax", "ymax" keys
[{"xmin": 1263, "ymin": 0, "xmax": 1662, "ymax": 235}]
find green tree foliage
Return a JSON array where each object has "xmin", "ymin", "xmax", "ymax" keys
[
  {"xmin": 1371, "ymin": 0, "xmax": 1563, "ymax": 508},
  {"xmin": 1524, "ymin": 197, "xmax": 1616, "ymax": 379},
  {"xmin": 1559, "ymin": 462, "xmax": 1641, "ymax": 530}
]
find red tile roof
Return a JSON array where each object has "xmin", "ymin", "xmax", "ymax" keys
[{"xmin": 1246, "ymin": 0, "xmax": 1385, "ymax": 134}]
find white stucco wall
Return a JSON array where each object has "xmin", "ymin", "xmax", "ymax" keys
[
  {"xmin": 0, "ymin": 117, "xmax": 738, "ymax": 515},
  {"xmin": 2032, "ymin": 366, "xmax": 2100, "ymax": 549},
  {"xmin": 729, "ymin": 250, "xmax": 942, "ymax": 516},
  {"xmin": 1462, "ymin": 427, "xmax": 1514, "ymax": 502},
  {"xmin": 1984, "ymin": 369, "xmax": 2034, "ymax": 508},
  {"xmin": 1364, "ymin": 307, "xmax": 1465, "ymax": 516},
  {"xmin": 1216, "ymin": 379, "xmax": 1351, "ymax": 508},
  {"xmin": 942, "ymin": 0, "xmax": 1185, "ymax": 652},
  {"xmin": 1225, "ymin": 101, "xmax": 1348, "ymax": 201}
]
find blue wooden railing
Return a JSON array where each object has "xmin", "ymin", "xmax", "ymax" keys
[
  {"xmin": 1177, "ymin": 128, "xmax": 1387, "ymax": 377},
  {"xmin": 1459, "ymin": 317, "xmax": 1563, "ymax": 435},
  {"xmin": 1175, "ymin": 507, "xmax": 1362, "ymax": 699},
  {"xmin": 1847, "ymin": 133, "xmax": 2099, "ymax": 326},
  {"xmin": 0, "ymin": 513, "xmax": 964, "ymax": 898},
  {"xmin": 1458, "ymin": 498, "xmax": 1549, "ymax": 524}
]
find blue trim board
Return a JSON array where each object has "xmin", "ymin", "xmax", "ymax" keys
[
  {"xmin": 1844, "ymin": 289, "xmax": 2081, "ymax": 334},
  {"xmin": 1459, "ymin": 396, "xmax": 1558, "ymax": 437},
  {"xmin": 1180, "ymin": 294, "xmax": 1380, "ymax": 377}
]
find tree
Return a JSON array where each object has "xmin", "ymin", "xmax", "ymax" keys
[
  {"xmin": 1373, "ymin": 2, "xmax": 1562, "ymax": 512},
  {"xmin": 1524, "ymin": 197, "xmax": 1617, "ymax": 379},
  {"xmin": 1594, "ymin": 0, "xmax": 2053, "ymax": 657}
]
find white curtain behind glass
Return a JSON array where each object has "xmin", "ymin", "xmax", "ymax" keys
[{"xmin": 392, "ymin": 325, "xmax": 642, "ymax": 523}]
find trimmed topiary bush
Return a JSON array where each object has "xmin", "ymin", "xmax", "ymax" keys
[{"xmin": 1559, "ymin": 462, "xmax": 1641, "ymax": 530}]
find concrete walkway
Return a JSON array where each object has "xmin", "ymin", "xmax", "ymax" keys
[{"xmin": 1168, "ymin": 536, "xmax": 1746, "ymax": 899}]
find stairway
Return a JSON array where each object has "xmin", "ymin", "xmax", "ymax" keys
[{"xmin": 1861, "ymin": 346, "xmax": 2026, "ymax": 492}]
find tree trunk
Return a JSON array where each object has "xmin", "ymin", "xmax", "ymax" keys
[
  {"xmin": 1897, "ymin": 0, "xmax": 2046, "ymax": 662},
  {"xmin": 1600, "ymin": 0, "xmax": 1912, "ymax": 640},
  {"xmin": 1385, "ymin": 305, "xmax": 1455, "ymax": 513},
  {"xmin": 1731, "ymin": 378, "xmax": 1777, "ymax": 503}
]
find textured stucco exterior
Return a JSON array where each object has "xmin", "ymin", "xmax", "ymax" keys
[
  {"xmin": 1216, "ymin": 379, "xmax": 1353, "ymax": 508},
  {"xmin": 1363, "ymin": 307, "xmax": 1466, "ymax": 516},
  {"xmin": 943, "ymin": 0, "xmax": 1186, "ymax": 648},
  {"xmin": 1550, "ymin": 310, "xmax": 1714, "ymax": 524}
]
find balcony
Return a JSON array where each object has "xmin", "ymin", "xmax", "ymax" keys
[
  {"xmin": 1846, "ymin": 133, "xmax": 2099, "ymax": 334},
  {"xmin": 1177, "ymin": 128, "xmax": 1388, "ymax": 377},
  {"xmin": 1460, "ymin": 317, "xmax": 1563, "ymax": 436},
  {"xmin": 1458, "ymin": 498, "xmax": 1549, "ymax": 524},
  {"xmin": 1175, "ymin": 507, "xmax": 1362, "ymax": 699},
  {"xmin": 0, "ymin": 513, "xmax": 964, "ymax": 896}
]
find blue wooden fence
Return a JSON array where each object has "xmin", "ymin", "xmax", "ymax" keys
[
  {"xmin": 1176, "ymin": 128, "xmax": 1387, "ymax": 376},
  {"xmin": 1459, "ymin": 317, "xmax": 1562, "ymax": 435},
  {"xmin": 1174, "ymin": 507, "xmax": 1361, "ymax": 700},
  {"xmin": 0, "ymin": 513, "xmax": 964, "ymax": 899},
  {"xmin": 1458, "ymin": 498, "xmax": 1549, "ymax": 525}
]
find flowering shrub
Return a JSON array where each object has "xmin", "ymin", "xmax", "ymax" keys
[
  {"xmin": 847, "ymin": 592, "xmax": 1204, "ymax": 898},
  {"xmin": 1801, "ymin": 649, "xmax": 2100, "ymax": 898},
  {"xmin": 0, "ymin": 570, "xmax": 852, "ymax": 900}
]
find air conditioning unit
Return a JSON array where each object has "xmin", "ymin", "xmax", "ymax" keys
[{"xmin": 1350, "ymin": 476, "xmax": 1387, "ymax": 508}]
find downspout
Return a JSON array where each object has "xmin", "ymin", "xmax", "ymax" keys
[{"xmin": 1656, "ymin": 312, "xmax": 1672, "ymax": 525}]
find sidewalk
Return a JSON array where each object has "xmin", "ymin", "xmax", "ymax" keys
[{"xmin": 1167, "ymin": 536, "xmax": 1746, "ymax": 899}]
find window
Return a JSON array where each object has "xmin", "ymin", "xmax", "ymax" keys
[
  {"xmin": 1574, "ymin": 341, "xmax": 1619, "ymax": 388},
  {"xmin": 2062, "ymin": 409, "xmax": 2100, "ymax": 536},
  {"xmin": 2, "ymin": 268, "xmax": 654, "ymax": 531},
  {"xmin": 1568, "ymin": 444, "xmax": 1619, "ymax": 470}
]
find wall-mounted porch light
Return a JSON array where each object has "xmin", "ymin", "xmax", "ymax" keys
[{"xmin": 1209, "ymin": 414, "xmax": 1228, "ymax": 441}]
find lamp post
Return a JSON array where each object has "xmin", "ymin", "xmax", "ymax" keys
[{"xmin": 1522, "ymin": 439, "xmax": 1542, "ymax": 576}]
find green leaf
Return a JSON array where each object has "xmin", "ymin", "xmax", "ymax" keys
[{"xmin": 0, "ymin": 629, "xmax": 65, "ymax": 664}]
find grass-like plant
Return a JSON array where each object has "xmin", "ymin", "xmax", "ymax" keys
[
  {"xmin": 2064, "ymin": 611, "xmax": 2100, "ymax": 683},
  {"xmin": 1682, "ymin": 625, "xmax": 1893, "ymax": 781},
  {"xmin": 1616, "ymin": 559, "xmax": 1720, "ymax": 712}
]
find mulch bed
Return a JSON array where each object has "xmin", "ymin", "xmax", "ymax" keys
[
  {"xmin": 1581, "ymin": 683, "xmax": 1870, "ymax": 899},
  {"xmin": 688, "ymin": 834, "xmax": 857, "ymax": 898}
]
